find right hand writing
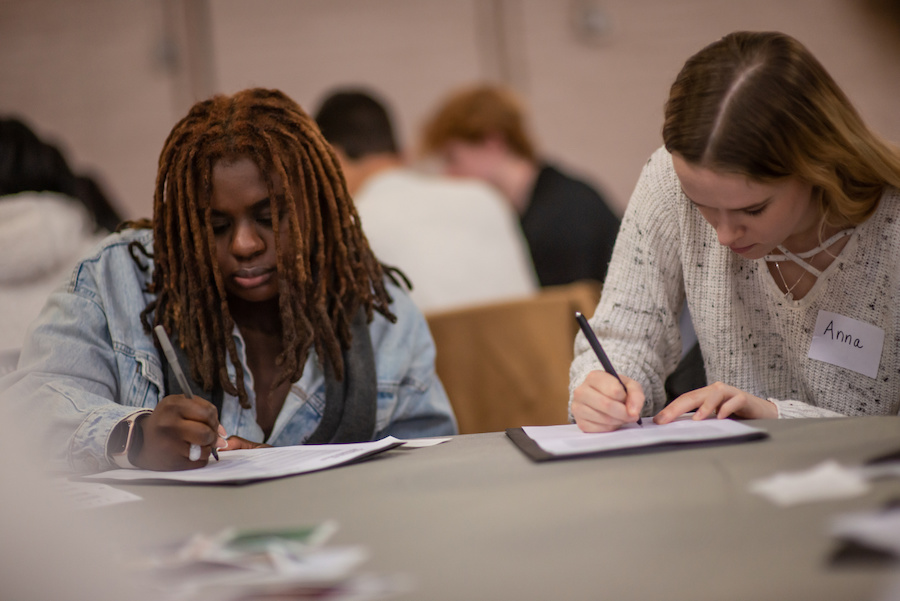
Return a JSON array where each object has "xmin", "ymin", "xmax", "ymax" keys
[
  {"xmin": 133, "ymin": 395, "xmax": 227, "ymax": 471},
  {"xmin": 571, "ymin": 370, "xmax": 646, "ymax": 433}
]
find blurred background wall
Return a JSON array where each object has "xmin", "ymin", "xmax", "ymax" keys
[{"xmin": 2, "ymin": 0, "xmax": 900, "ymax": 219}]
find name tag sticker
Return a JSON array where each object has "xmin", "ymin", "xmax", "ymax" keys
[{"xmin": 808, "ymin": 310, "xmax": 884, "ymax": 378}]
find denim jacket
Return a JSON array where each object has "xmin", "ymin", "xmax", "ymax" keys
[{"xmin": 0, "ymin": 229, "xmax": 457, "ymax": 473}]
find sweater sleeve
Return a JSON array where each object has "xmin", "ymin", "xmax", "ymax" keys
[
  {"xmin": 769, "ymin": 398, "xmax": 847, "ymax": 418},
  {"xmin": 569, "ymin": 148, "xmax": 687, "ymax": 418}
]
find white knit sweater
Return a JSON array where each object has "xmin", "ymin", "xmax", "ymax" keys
[{"xmin": 570, "ymin": 147, "xmax": 900, "ymax": 419}]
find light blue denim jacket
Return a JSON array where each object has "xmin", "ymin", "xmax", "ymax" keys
[{"xmin": 0, "ymin": 229, "xmax": 457, "ymax": 473}]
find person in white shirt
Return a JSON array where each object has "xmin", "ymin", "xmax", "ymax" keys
[{"xmin": 314, "ymin": 89, "xmax": 537, "ymax": 313}]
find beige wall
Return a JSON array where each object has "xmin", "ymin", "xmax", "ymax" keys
[{"xmin": 3, "ymin": 0, "xmax": 900, "ymax": 219}]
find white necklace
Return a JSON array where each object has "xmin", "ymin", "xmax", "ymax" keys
[
  {"xmin": 772, "ymin": 261, "xmax": 805, "ymax": 300},
  {"xmin": 764, "ymin": 228, "xmax": 855, "ymax": 300}
]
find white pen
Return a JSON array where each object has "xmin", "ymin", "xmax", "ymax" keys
[{"xmin": 153, "ymin": 325, "xmax": 220, "ymax": 461}]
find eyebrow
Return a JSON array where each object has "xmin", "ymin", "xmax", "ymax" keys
[
  {"xmin": 210, "ymin": 197, "xmax": 279, "ymax": 216},
  {"xmin": 680, "ymin": 187, "xmax": 771, "ymax": 212}
]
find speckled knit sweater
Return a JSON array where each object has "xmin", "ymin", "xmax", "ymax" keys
[{"xmin": 570, "ymin": 146, "xmax": 900, "ymax": 419}]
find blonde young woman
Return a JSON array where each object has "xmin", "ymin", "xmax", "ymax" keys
[{"xmin": 571, "ymin": 31, "xmax": 900, "ymax": 432}]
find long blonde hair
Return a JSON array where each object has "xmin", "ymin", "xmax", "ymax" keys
[{"xmin": 663, "ymin": 31, "xmax": 900, "ymax": 227}]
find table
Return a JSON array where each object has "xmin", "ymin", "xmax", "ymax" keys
[{"xmin": 105, "ymin": 417, "xmax": 900, "ymax": 600}]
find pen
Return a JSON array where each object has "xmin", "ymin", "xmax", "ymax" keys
[
  {"xmin": 153, "ymin": 325, "xmax": 220, "ymax": 461},
  {"xmin": 574, "ymin": 312, "xmax": 643, "ymax": 426}
]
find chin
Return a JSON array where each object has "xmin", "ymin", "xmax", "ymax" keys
[{"xmin": 226, "ymin": 285, "xmax": 279, "ymax": 305}]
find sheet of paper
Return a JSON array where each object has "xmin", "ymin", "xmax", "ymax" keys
[
  {"xmin": 396, "ymin": 437, "xmax": 451, "ymax": 448},
  {"xmin": 749, "ymin": 460, "xmax": 870, "ymax": 506},
  {"xmin": 521, "ymin": 418, "xmax": 765, "ymax": 456},
  {"xmin": 83, "ymin": 436, "xmax": 403, "ymax": 484}
]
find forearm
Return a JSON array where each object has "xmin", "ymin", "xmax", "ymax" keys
[{"xmin": 378, "ymin": 376, "xmax": 458, "ymax": 439}]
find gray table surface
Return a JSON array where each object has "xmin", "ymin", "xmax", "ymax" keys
[{"xmin": 104, "ymin": 417, "xmax": 900, "ymax": 600}]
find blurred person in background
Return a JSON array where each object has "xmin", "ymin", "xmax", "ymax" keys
[
  {"xmin": 422, "ymin": 84, "xmax": 704, "ymax": 398},
  {"xmin": 315, "ymin": 88, "xmax": 537, "ymax": 313},
  {"xmin": 421, "ymin": 84, "xmax": 620, "ymax": 288},
  {"xmin": 0, "ymin": 117, "xmax": 124, "ymax": 370}
]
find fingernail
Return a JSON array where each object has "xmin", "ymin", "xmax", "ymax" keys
[
  {"xmin": 216, "ymin": 437, "xmax": 228, "ymax": 450},
  {"xmin": 218, "ymin": 424, "xmax": 227, "ymax": 437}
]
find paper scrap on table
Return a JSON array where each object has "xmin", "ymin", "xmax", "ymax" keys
[
  {"xmin": 749, "ymin": 460, "xmax": 870, "ymax": 506},
  {"xmin": 831, "ymin": 508, "xmax": 900, "ymax": 557},
  {"xmin": 53, "ymin": 478, "xmax": 142, "ymax": 509},
  {"xmin": 136, "ymin": 522, "xmax": 410, "ymax": 601}
]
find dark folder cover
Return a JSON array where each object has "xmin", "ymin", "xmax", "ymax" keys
[{"xmin": 506, "ymin": 424, "xmax": 768, "ymax": 462}]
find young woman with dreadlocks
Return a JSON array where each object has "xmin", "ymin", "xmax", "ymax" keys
[{"xmin": 0, "ymin": 88, "xmax": 457, "ymax": 473}]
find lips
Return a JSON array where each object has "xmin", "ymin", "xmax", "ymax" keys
[
  {"xmin": 231, "ymin": 265, "xmax": 276, "ymax": 289},
  {"xmin": 729, "ymin": 244, "xmax": 756, "ymax": 255}
]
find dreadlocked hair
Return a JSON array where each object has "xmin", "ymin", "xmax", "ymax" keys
[{"xmin": 137, "ymin": 87, "xmax": 395, "ymax": 408}]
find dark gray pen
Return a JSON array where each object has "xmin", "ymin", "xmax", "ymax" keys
[
  {"xmin": 154, "ymin": 325, "xmax": 220, "ymax": 460},
  {"xmin": 575, "ymin": 312, "xmax": 643, "ymax": 426}
]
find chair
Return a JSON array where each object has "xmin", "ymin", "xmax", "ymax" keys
[{"xmin": 425, "ymin": 280, "xmax": 602, "ymax": 434}]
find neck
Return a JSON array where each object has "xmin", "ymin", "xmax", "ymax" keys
[
  {"xmin": 228, "ymin": 296, "xmax": 283, "ymax": 336},
  {"xmin": 492, "ymin": 155, "xmax": 539, "ymax": 215},
  {"xmin": 781, "ymin": 218, "xmax": 847, "ymax": 255},
  {"xmin": 344, "ymin": 154, "xmax": 404, "ymax": 196}
]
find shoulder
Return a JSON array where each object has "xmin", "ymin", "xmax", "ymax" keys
[
  {"xmin": 636, "ymin": 146, "xmax": 680, "ymax": 191},
  {"xmin": 854, "ymin": 187, "xmax": 900, "ymax": 253},
  {"xmin": 359, "ymin": 168, "xmax": 510, "ymax": 221},
  {"xmin": 534, "ymin": 163, "xmax": 602, "ymax": 200},
  {"xmin": 625, "ymin": 147, "xmax": 685, "ymax": 217},
  {"xmin": 403, "ymin": 168, "xmax": 507, "ymax": 205},
  {"xmin": 367, "ymin": 279, "xmax": 433, "ymax": 354},
  {"xmin": 530, "ymin": 162, "xmax": 618, "ymax": 221},
  {"xmin": 68, "ymin": 228, "xmax": 155, "ymax": 303}
]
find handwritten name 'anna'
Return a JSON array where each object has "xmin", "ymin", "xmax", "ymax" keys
[{"xmin": 823, "ymin": 320, "xmax": 864, "ymax": 348}]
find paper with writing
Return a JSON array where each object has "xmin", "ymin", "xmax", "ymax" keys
[
  {"xmin": 808, "ymin": 310, "xmax": 884, "ymax": 378},
  {"xmin": 521, "ymin": 419, "xmax": 765, "ymax": 457},
  {"xmin": 83, "ymin": 437, "xmax": 404, "ymax": 484}
]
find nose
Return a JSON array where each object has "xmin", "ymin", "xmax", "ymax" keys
[
  {"xmin": 230, "ymin": 220, "xmax": 265, "ymax": 259},
  {"xmin": 714, "ymin": 214, "xmax": 744, "ymax": 247}
]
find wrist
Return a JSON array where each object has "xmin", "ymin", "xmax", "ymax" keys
[
  {"xmin": 108, "ymin": 410, "xmax": 153, "ymax": 469},
  {"xmin": 127, "ymin": 412, "xmax": 151, "ymax": 465}
]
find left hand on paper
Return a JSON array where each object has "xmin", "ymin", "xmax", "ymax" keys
[{"xmin": 654, "ymin": 381, "xmax": 777, "ymax": 424}]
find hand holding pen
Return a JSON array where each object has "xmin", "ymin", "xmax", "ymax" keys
[
  {"xmin": 572, "ymin": 312, "xmax": 646, "ymax": 432},
  {"xmin": 124, "ymin": 326, "xmax": 228, "ymax": 471}
]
